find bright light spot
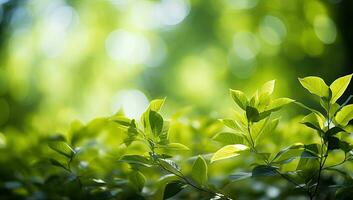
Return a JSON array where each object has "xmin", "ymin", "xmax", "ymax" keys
[
  {"xmin": 112, "ymin": 90, "xmax": 149, "ymax": 119},
  {"xmin": 0, "ymin": 132, "xmax": 6, "ymax": 148},
  {"xmin": 233, "ymin": 32, "xmax": 260, "ymax": 60},
  {"xmin": 260, "ymin": 15, "xmax": 287, "ymax": 45},
  {"xmin": 105, "ymin": 30, "xmax": 151, "ymax": 65},
  {"xmin": 314, "ymin": 15, "xmax": 337, "ymax": 44},
  {"xmin": 228, "ymin": 51, "xmax": 257, "ymax": 79},
  {"xmin": 40, "ymin": 3, "xmax": 78, "ymax": 58},
  {"xmin": 266, "ymin": 186, "xmax": 280, "ymax": 198},
  {"xmin": 177, "ymin": 57, "xmax": 217, "ymax": 101},
  {"xmin": 225, "ymin": 0, "xmax": 259, "ymax": 10},
  {"xmin": 155, "ymin": 0, "xmax": 190, "ymax": 26}
]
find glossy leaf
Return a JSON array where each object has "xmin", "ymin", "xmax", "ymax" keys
[
  {"xmin": 211, "ymin": 144, "xmax": 249, "ymax": 163},
  {"xmin": 299, "ymin": 76, "xmax": 329, "ymax": 97},
  {"xmin": 252, "ymin": 165, "xmax": 278, "ymax": 177},
  {"xmin": 335, "ymin": 104, "xmax": 353, "ymax": 126},
  {"xmin": 259, "ymin": 80, "xmax": 275, "ymax": 95},
  {"xmin": 48, "ymin": 142, "xmax": 75, "ymax": 158},
  {"xmin": 301, "ymin": 113, "xmax": 324, "ymax": 132},
  {"xmin": 330, "ymin": 74, "xmax": 352, "ymax": 103},
  {"xmin": 149, "ymin": 111, "xmax": 164, "ymax": 136},
  {"xmin": 230, "ymin": 89, "xmax": 248, "ymax": 110},
  {"xmin": 163, "ymin": 181, "xmax": 187, "ymax": 199},
  {"xmin": 266, "ymin": 98, "xmax": 295, "ymax": 112},
  {"xmin": 191, "ymin": 156, "xmax": 208, "ymax": 186}
]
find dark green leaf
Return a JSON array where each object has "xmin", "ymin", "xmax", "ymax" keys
[
  {"xmin": 252, "ymin": 165, "xmax": 278, "ymax": 177},
  {"xmin": 229, "ymin": 172, "xmax": 252, "ymax": 181},
  {"xmin": 246, "ymin": 106, "xmax": 260, "ymax": 122},
  {"xmin": 163, "ymin": 181, "xmax": 187, "ymax": 199},
  {"xmin": 149, "ymin": 111, "xmax": 164, "ymax": 136},
  {"xmin": 328, "ymin": 136, "xmax": 340, "ymax": 150},
  {"xmin": 129, "ymin": 171, "xmax": 146, "ymax": 192}
]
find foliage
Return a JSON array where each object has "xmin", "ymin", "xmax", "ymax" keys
[{"xmin": 0, "ymin": 74, "xmax": 353, "ymax": 200}]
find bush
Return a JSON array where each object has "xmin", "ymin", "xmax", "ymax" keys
[{"xmin": 1, "ymin": 74, "xmax": 353, "ymax": 200}]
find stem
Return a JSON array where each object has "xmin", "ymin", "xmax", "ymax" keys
[{"xmin": 311, "ymin": 100, "xmax": 331, "ymax": 199}]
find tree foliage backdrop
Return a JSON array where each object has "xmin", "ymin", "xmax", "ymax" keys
[{"xmin": 0, "ymin": 0, "xmax": 353, "ymax": 199}]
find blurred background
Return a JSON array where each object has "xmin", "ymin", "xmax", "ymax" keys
[{"xmin": 0, "ymin": 0, "xmax": 352, "ymax": 134}]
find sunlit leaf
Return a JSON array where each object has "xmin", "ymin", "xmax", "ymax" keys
[
  {"xmin": 158, "ymin": 143, "xmax": 190, "ymax": 151},
  {"xmin": 150, "ymin": 98, "xmax": 166, "ymax": 112},
  {"xmin": 48, "ymin": 142, "xmax": 75, "ymax": 158},
  {"xmin": 120, "ymin": 155, "xmax": 152, "ymax": 167},
  {"xmin": 266, "ymin": 98, "xmax": 295, "ymax": 112},
  {"xmin": 330, "ymin": 74, "xmax": 352, "ymax": 103},
  {"xmin": 259, "ymin": 80, "xmax": 275, "ymax": 95},
  {"xmin": 301, "ymin": 113, "xmax": 325, "ymax": 132},
  {"xmin": 299, "ymin": 76, "xmax": 330, "ymax": 97},
  {"xmin": 335, "ymin": 104, "xmax": 353, "ymax": 126},
  {"xmin": 211, "ymin": 144, "xmax": 249, "ymax": 163},
  {"xmin": 212, "ymin": 132, "xmax": 243, "ymax": 145},
  {"xmin": 230, "ymin": 89, "xmax": 248, "ymax": 110}
]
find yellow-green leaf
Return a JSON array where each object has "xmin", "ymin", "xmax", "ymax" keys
[
  {"xmin": 259, "ymin": 80, "xmax": 275, "ymax": 95},
  {"xmin": 230, "ymin": 89, "xmax": 248, "ymax": 110},
  {"xmin": 299, "ymin": 76, "xmax": 329, "ymax": 97},
  {"xmin": 330, "ymin": 74, "xmax": 352, "ymax": 103},
  {"xmin": 149, "ymin": 98, "xmax": 166, "ymax": 112},
  {"xmin": 191, "ymin": 156, "xmax": 208, "ymax": 186},
  {"xmin": 335, "ymin": 104, "xmax": 353, "ymax": 126},
  {"xmin": 211, "ymin": 144, "xmax": 249, "ymax": 163}
]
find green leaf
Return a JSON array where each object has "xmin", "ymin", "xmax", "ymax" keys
[
  {"xmin": 211, "ymin": 144, "xmax": 249, "ymax": 163},
  {"xmin": 212, "ymin": 132, "xmax": 243, "ymax": 145},
  {"xmin": 49, "ymin": 158, "xmax": 67, "ymax": 170},
  {"xmin": 129, "ymin": 171, "xmax": 146, "ymax": 192},
  {"xmin": 48, "ymin": 142, "xmax": 75, "ymax": 158},
  {"xmin": 246, "ymin": 106, "xmax": 260, "ymax": 122},
  {"xmin": 252, "ymin": 165, "xmax": 278, "ymax": 177},
  {"xmin": 150, "ymin": 98, "xmax": 166, "ymax": 112},
  {"xmin": 255, "ymin": 118, "xmax": 279, "ymax": 144},
  {"xmin": 159, "ymin": 159, "xmax": 181, "ymax": 175},
  {"xmin": 230, "ymin": 89, "xmax": 248, "ymax": 110},
  {"xmin": 229, "ymin": 172, "xmax": 252, "ymax": 181},
  {"xmin": 163, "ymin": 181, "xmax": 187, "ymax": 199},
  {"xmin": 222, "ymin": 119, "xmax": 244, "ymax": 132},
  {"xmin": 325, "ymin": 127, "xmax": 346, "ymax": 138},
  {"xmin": 120, "ymin": 155, "xmax": 152, "ymax": 167},
  {"xmin": 271, "ymin": 143, "xmax": 304, "ymax": 163},
  {"xmin": 301, "ymin": 113, "xmax": 325, "ymax": 132},
  {"xmin": 327, "ymin": 136, "xmax": 340, "ymax": 150},
  {"xmin": 158, "ymin": 143, "xmax": 190, "ymax": 151},
  {"xmin": 330, "ymin": 74, "xmax": 352, "ymax": 103},
  {"xmin": 191, "ymin": 156, "xmax": 208, "ymax": 186},
  {"xmin": 299, "ymin": 76, "xmax": 330, "ymax": 97},
  {"xmin": 335, "ymin": 104, "xmax": 353, "ymax": 126},
  {"xmin": 266, "ymin": 98, "xmax": 295, "ymax": 112},
  {"xmin": 149, "ymin": 111, "xmax": 164, "ymax": 136},
  {"xmin": 111, "ymin": 116, "xmax": 132, "ymax": 126},
  {"xmin": 259, "ymin": 80, "xmax": 275, "ymax": 95}
]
